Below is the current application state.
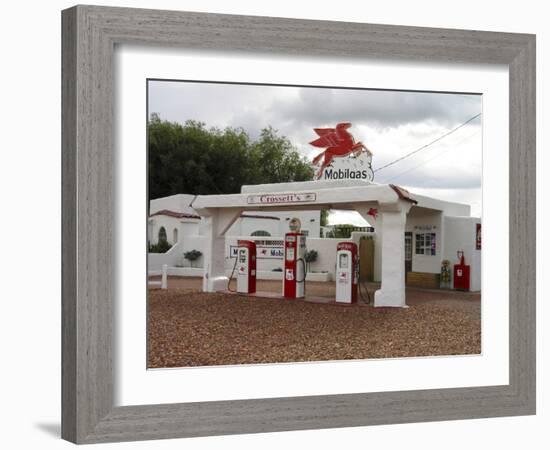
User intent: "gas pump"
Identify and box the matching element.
[335,242,359,304]
[453,250,470,291]
[283,218,306,299]
[236,240,256,294]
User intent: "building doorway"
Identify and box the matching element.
[359,237,375,282]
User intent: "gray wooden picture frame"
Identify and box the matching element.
[61,5,536,444]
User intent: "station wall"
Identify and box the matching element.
[443,216,482,291]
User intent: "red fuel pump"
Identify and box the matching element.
[453,250,470,291]
[283,232,306,299]
[235,240,256,294]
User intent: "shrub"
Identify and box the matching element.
[149,240,172,253]
[440,259,452,285]
[304,249,318,272]
[184,249,203,267]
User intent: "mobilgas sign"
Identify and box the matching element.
[230,244,284,259]
[309,122,374,182]
[323,167,372,180]
[316,149,374,181]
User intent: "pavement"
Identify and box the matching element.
[150,276,480,311]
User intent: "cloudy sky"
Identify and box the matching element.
[148,80,482,225]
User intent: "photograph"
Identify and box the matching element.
[1,0,541,447]
[146,80,483,369]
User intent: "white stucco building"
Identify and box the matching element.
[148,180,481,305]
[148,193,321,246]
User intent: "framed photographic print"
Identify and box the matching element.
[62,5,535,444]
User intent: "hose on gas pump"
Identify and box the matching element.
[227,256,238,292]
[295,258,307,283]
[295,258,307,295]
[358,278,372,304]
[357,258,372,305]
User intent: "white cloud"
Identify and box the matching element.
[148,80,482,219]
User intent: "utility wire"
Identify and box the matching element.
[374,113,481,173]
[384,129,481,183]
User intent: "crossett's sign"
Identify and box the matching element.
[246,192,316,205]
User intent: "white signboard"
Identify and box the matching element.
[246,192,316,205]
[316,150,374,182]
[230,239,284,260]
[230,245,284,259]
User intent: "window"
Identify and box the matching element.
[251,230,271,237]
[404,232,412,261]
[173,228,178,243]
[158,226,167,243]
[301,230,309,236]
[415,232,436,255]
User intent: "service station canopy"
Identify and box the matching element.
[192,180,415,214]
[191,180,417,307]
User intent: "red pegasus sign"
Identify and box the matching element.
[310,122,372,179]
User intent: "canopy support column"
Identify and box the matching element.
[197,207,242,292]
[373,200,412,307]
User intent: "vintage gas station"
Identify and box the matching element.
[192,178,477,307]
[146,123,483,369]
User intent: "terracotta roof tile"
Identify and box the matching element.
[389,184,418,204]
[240,214,280,221]
[150,209,201,219]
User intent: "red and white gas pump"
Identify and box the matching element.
[335,242,359,304]
[236,240,256,294]
[283,219,306,299]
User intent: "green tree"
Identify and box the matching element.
[326,224,357,239]
[246,127,314,185]
[148,115,314,199]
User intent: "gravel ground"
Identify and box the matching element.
[147,279,481,368]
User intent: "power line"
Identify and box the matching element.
[384,129,481,183]
[374,113,481,173]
